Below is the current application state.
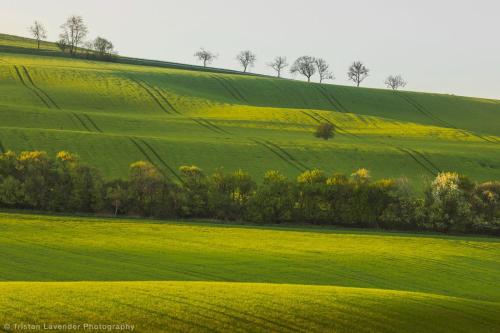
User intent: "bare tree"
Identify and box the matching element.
[268,56,288,78]
[385,74,407,90]
[29,21,47,49]
[194,48,217,67]
[290,56,316,82]
[56,39,69,53]
[347,61,369,87]
[59,15,88,55]
[92,37,115,56]
[315,58,334,83]
[236,50,257,72]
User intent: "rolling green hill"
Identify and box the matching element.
[0,33,499,186]
[1,212,499,332]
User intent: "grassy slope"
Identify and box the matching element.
[0,33,499,187]
[0,212,499,332]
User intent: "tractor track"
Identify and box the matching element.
[129,77,171,114]
[264,140,310,171]
[316,85,349,113]
[409,149,441,174]
[21,66,60,109]
[140,80,180,114]
[13,65,51,109]
[83,114,102,133]
[252,139,305,173]
[139,139,184,183]
[212,75,248,103]
[128,137,166,177]
[397,92,499,145]
[397,147,436,176]
[72,113,92,132]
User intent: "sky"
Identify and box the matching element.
[2,0,500,99]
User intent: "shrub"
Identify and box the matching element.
[422,172,474,232]
[314,123,335,140]
[248,170,295,224]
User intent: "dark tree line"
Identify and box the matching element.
[1,150,498,236]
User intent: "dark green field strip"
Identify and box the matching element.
[220,77,249,103]
[129,77,171,114]
[321,85,352,113]
[316,85,349,113]
[397,92,457,130]
[21,66,60,109]
[0,139,5,153]
[212,75,248,103]
[212,75,242,101]
[139,139,184,183]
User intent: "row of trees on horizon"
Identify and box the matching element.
[29,16,115,60]
[28,16,407,89]
[196,49,407,89]
[0,150,498,236]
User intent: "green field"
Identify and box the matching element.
[0,33,499,188]
[0,212,499,332]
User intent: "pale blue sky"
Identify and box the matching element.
[3,0,500,99]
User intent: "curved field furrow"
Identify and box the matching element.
[264,140,310,171]
[252,139,305,173]
[128,77,171,114]
[128,137,167,178]
[397,147,436,176]
[22,66,60,109]
[82,113,102,133]
[12,65,52,108]
[0,282,499,333]
[139,139,184,183]
[72,112,92,132]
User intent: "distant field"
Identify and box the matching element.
[0,33,499,187]
[0,212,499,332]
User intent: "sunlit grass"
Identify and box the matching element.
[0,212,499,332]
